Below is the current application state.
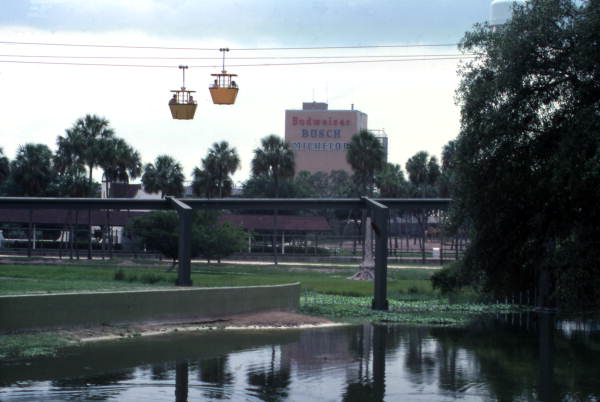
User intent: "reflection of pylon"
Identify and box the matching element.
[348,216,375,280]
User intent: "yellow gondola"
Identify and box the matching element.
[209,48,239,105]
[169,65,197,120]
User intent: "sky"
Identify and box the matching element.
[0,0,496,186]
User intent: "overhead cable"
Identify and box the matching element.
[0,53,472,60]
[0,40,459,51]
[0,55,474,69]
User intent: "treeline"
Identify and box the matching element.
[0,118,453,200]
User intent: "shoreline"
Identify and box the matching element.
[63,311,341,344]
[0,311,341,360]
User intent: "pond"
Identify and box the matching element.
[1,313,600,401]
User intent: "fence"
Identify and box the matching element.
[0,219,467,265]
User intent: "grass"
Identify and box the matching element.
[0,333,69,359]
[0,260,527,360]
[0,261,436,297]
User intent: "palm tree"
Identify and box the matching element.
[99,137,142,197]
[0,148,9,185]
[346,130,384,280]
[142,155,185,198]
[405,151,441,197]
[251,135,295,265]
[251,135,295,197]
[346,130,385,196]
[191,167,215,198]
[57,114,115,185]
[11,143,54,196]
[194,141,240,198]
[375,163,408,197]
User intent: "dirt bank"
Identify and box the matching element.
[56,311,338,343]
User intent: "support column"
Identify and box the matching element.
[27,209,32,258]
[168,197,193,286]
[88,208,92,260]
[364,197,389,311]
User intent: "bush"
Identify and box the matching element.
[139,273,164,284]
[431,262,468,294]
[113,269,125,281]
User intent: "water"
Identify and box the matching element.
[1,314,600,401]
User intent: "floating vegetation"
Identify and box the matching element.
[0,334,69,360]
[300,291,530,326]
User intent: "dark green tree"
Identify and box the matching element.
[346,130,385,196]
[0,148,9,185]
[251,135,295,197]
[202,141,240,198]
[127,211,198,268]
[57,114,115,185]
[438,0,600,308]
[191,167,215,198]
[127,211,245,266]
[328,170,354,197]
[437,140,458,198]
[142,155,185,198]
[10,143,54,196]
[405,151,441,197]
[51,169,101,197]
[251,134,295,265]
[375,163,409,197]
[99,137,142,196]
[198,222,246,263]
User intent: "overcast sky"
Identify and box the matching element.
[0,0,496,185]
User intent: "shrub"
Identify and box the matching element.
[113,269,125,281]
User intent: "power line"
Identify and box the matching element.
[200,56,475,68]
[0,55,474,69]
[0,53,472,61]
[0,40,459,51]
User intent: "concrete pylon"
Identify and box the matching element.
[349,216,375,280]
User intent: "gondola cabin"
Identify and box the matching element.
[169,88,197,120]
[209,73,238,105]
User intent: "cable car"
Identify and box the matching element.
[169,65,197,120]
[209,48,238,105]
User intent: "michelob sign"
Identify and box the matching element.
[284,109,368,174]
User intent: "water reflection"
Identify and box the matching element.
[196,356,234,399]
[247,346,291,401]
[1,315,600,401]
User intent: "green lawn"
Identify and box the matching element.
[0,261,436,298]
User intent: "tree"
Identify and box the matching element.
[191,167,215,198]
[198,222,246,263]
[10,144,54,196]
[99,137,142,196]
[58,114,115,185]
[201,141,240,198]
[375,163,409,197]
[127,211,198,268]
[251,134,295,265]
[51,170,101,197]
[127,211,245,266]
[438,0,600,309]
[142,155,185,198]
[437,140,458,198]
[346,130,385,280]
[0,148,9,185]
[346,130,385,197]
[242,175,307,199]
[405,151,441,197]
[251,135,295,197]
